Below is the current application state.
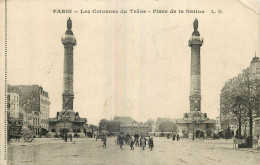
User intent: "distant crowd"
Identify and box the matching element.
[97,131,154,151]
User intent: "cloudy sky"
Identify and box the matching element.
[7,0,259,124]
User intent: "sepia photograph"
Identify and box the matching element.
[0,0,260,164]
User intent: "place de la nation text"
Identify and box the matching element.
[52,9,208,14]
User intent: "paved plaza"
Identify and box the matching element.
[8,137,260,165]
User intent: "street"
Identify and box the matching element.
[8,137,260,165]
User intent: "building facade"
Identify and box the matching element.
[8,85,50,136]
[176,19,215,138]
[40,89,50,130]
[215,116,221,131]
[120,122,149,136]
[7,92,20,119]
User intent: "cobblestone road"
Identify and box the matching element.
[8,137,260,165]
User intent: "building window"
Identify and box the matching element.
[256,68,260,73]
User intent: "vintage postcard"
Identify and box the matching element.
[0,0,260,164]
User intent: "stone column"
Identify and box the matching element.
[188,18,203,112]
[61,17,76,111]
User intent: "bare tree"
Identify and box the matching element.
[221,69,260,146]
[221,87,245,138]
[237,70,260,147]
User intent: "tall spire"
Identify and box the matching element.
[65,17,73,35]
[251,52,259,63]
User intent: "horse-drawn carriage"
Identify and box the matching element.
[8,119,34,142]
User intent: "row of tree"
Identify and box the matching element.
[221,69,260,147]
[98,119,121,132]
[98,118,178,133]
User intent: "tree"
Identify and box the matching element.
[159,121,177,133]
[98,119,121,132]
[221,88,247,138]
[222,69,260,147]
[147,119,155,132]
[106,121,121,132]
[236,70,260,147]
[147,119,155,126]
[99,119,110,130]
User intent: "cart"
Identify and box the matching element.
[8,119,34,142]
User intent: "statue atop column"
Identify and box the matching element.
[65,17,73,35]
[192,18,200,36]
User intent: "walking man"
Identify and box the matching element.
[69,134,72,142]
[172,134,176,141]
[101,132,107,149]
[177,134,180,141]
[140,136,147,150]
[118,133,124,149]
[134,132,139,147]
[148,137,154,151]
[130,136,134,150]
[64,134,68,142]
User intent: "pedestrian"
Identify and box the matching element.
[69,134,72,142]
[130,136,134,150]
[101,132,107,149]
[148,137,154,151]
[177,134,179,141]
[172,134,176,141]
[140,133,143,147]
[64,134,68,142]
[96,132,98,141]
[140,136,147,150]
[118,133,124,149]
[134,132,140,147]
[116,134,120,145]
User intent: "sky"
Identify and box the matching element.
[6,0,259,125]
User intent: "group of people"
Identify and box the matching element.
[117,132,154,151]
[172,134,180,141]
[63,134,73,142]
[98,131,155,151]
[166,133,180,141]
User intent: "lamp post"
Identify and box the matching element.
[192,121,195,140]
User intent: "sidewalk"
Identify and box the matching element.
[202,139,260,153]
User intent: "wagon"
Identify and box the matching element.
[8,120,34,142]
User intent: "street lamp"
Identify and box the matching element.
[192,120,195,140]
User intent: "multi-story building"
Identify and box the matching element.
[40,89,50,130]
[7,92,20,119]
[220,55,260,136]
[120,121,150,136]
[8,85,50,136]
[215,116,221,130]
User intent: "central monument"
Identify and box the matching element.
[61,17,76,117]
[176,18,214,139]
[49,18,87,136]
[189,18,203,113]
